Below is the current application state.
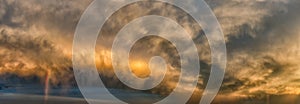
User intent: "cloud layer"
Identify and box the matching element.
[0,0,299,100]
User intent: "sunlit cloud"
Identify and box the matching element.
[0,0,299,101]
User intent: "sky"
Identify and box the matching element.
[0,0,299,101]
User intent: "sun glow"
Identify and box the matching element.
[129,60,150,78]
[96,50,151,78]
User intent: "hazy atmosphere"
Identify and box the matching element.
[0,0,299,104]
